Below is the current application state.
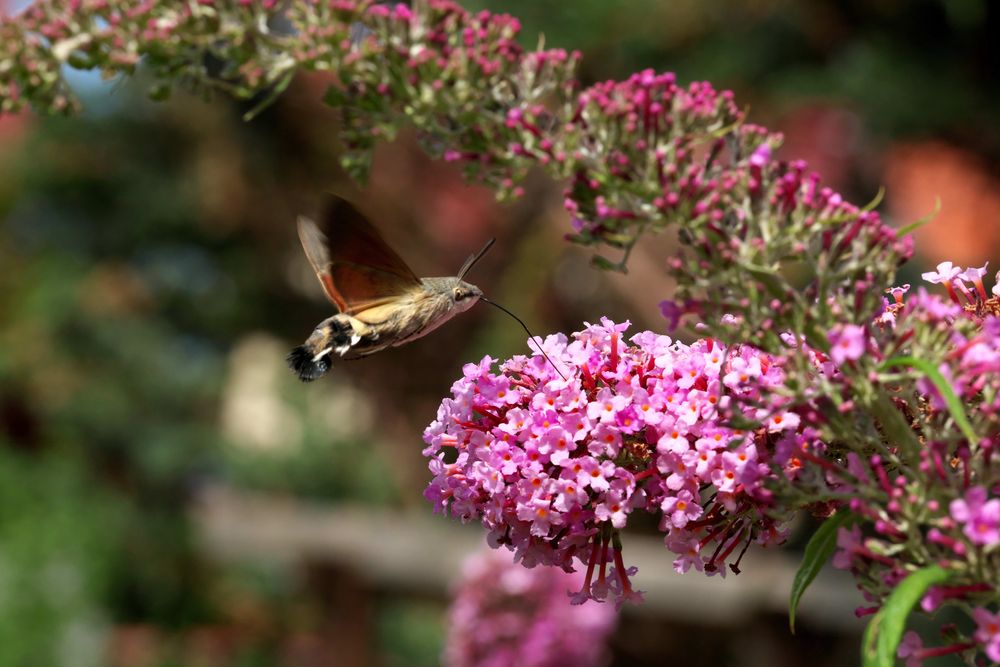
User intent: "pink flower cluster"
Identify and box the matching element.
[444,549,616,667]
[900,267,1000,420]
[424,319,797,606]
[562,69,746,239]
[828,263,1000,664]
[921,260,1000,320]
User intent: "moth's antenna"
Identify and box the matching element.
[480,297,567,381]
[458,238,496,280]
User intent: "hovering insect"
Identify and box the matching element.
[287,195,496,381]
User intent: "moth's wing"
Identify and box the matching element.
[297,196,421,314]
[320,196,420,283]
[327,262,419,314]
[297,215,347,311]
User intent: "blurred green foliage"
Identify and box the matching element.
[0,101,401,663]
[0,446,122,667]
[378,600,446,667]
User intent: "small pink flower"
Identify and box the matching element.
[959,262,990,301]
[921,261,962,285]
[766,410,801,433]
[666,532,703,573]
[950,486,1000,546]
[748,143,771,168]
[920,586,944,612]
[885,283,911,304]
[922,261,963,302]
[827,323,866,365]
[897,631,924,667]
[832,525,862,569]
[658,300,685,331]
[973,607,1000,663]
[660,488,702,528]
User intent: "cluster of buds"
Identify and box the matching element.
[444,549,616,667]
[424,319,803,606]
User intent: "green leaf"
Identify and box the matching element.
[862,185,886,213]
[242,70,296,122]
[148,83,172,102]
[744,264,786,299]
[590,254,626,273]
[879,356,978,444]
[602,233,634,248]
[706,115,743,141]
[861,565,951,667]
[789,511,855,633]
[323,84,349,107]
[897,197,941,236]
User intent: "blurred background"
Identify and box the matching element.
[1,0,999,665]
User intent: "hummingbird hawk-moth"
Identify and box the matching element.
[287,195,493,381]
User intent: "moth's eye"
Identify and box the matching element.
[453,288,464,300]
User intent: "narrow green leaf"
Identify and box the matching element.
[148,83,172,102]
[590,254,625,273]
[861,565,951,667]
[243,70,296,122]
[322,84,349,107]
[897,197,941,236]
[744,264,786,299]
[706,116,743,141]
[602,233,634,248]
[862,185,886,213]
[789,511,855,633]
[879,356,978,444]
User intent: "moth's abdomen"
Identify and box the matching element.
[287,345,332,382]
[287,316,355,382]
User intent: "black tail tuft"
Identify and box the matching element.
[287,345,332,382]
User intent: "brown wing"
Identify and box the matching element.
[297,196,421,314]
